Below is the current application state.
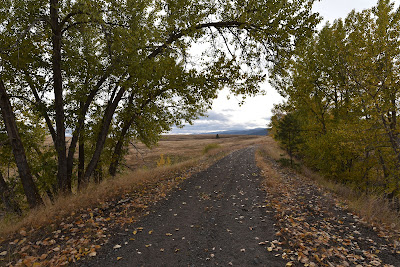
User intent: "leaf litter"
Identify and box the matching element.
[260,156,400,267]
[0,162,209,267]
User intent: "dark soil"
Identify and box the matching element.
[77,146,287,266]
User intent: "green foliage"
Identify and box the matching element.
[203,143,220,154]
[271,0,400,196]
[277,157,300,170]
[274,112,303,165]
[0,0,319,208]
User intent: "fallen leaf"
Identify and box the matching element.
[166,233,172,236]
[113,245,122,249]
[0,251,7,256]
[117,257,122,261]
[88,252,97,257]
[370,260,381,266]
[148,230,153,234]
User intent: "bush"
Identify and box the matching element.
[203,143,220,154]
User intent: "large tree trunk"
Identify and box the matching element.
[50,0,69,193]
[108,117,134,177]
[0,79,43,208]
[83,86,126,181]
[108,93,160,177]
[77,126,85,190]
[66,74,110,185]
[0,170,21,214]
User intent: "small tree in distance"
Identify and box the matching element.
[275,113,303,166]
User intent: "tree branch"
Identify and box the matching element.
[148,21,247,59]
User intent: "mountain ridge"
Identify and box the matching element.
[200,127,268,136]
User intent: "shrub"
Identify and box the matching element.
[203,143,220,154]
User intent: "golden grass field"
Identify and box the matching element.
[2,134,399,244]
[0,134,267,237]
[123,134,267,170]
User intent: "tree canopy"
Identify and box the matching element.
[271,0,400,196]
[0,0,318,209]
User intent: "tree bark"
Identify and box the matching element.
[0,170,21,214]
[108,94,157,176]
[83,86,126,181]
[108,117,134,177]
[66,72,110,184]
[50,0,69,193]
[77,126,85,190]
[0,79,43,208]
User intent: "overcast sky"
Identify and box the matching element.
[170,0,381,134]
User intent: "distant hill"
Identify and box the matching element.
[202,128,268,136]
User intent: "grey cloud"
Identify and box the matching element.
[170,118,261,135]
[221,108,236,113]
[198,111,229,122]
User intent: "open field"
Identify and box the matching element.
[123,134,266,171]
[0,135,266,239]
[3,135,400,266]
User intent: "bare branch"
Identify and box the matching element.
[216,28,235,58]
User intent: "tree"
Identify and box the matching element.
[0,79,43,208]
[271,0,400,195]
[275,112,303,166]
[0,0,319,207]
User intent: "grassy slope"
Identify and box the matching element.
[0,135,264,238]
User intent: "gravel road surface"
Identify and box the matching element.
[79,147,286,266]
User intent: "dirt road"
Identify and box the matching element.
[78,147,286,266]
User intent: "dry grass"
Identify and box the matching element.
[255,150,281,192]
[0,134,264,239]
[0,160,195,239]
[257,136,400,231]
[255,135,285,161]
[300,166,400,230]
[125,134,265,169]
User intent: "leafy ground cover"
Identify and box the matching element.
[76,146,286,266]
[0,135,263,266]
[257,141,400,266]
[0,162,210,266]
